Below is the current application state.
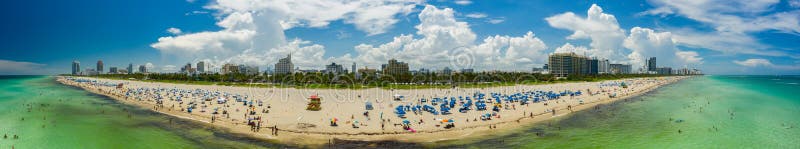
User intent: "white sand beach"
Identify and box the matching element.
[57,76,687,146]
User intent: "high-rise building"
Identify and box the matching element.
[325,62,344,74]
[460,68,474,73]
[196,61,206,73]
[238,64,246,74]
[417,68,430,75]
[84,68,96,75]
[647,57,657,71]
[548,52,589,77]
[442,67,452,75]
[109,67,118,74]
[382,59,409,75]
[610,64,632,74]
[275,54,294,74]
[221,63,239,74]
[358,67,378,75]
[138,65,147,73]
[656,67,672,75]
[233,64,259,75]
[182,63,195,74]
[352,62,359,79]
[127,63,134,75]
[598,59,610,74]
[586,58,599,75]
[96,60,104,74]
[71,60,80,75]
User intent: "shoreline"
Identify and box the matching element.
[56,76,688,147]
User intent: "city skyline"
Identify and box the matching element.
[1,0,799,75]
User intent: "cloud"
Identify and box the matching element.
[545,4,628,61]
[161,65,178,72]
[152,0,424,68]
[487,18,505,24]
[470,31,549,70]
[166,27,182,35]
[336,30,351,39]
[0,59,48,75]
[733,59,800,72]
[354,5,477,68]
[545,4,703,69]
[145,62,155,70]
[151,11,273,64]
[734,59,772,67]
[352,5,547,71]
[624,27,702,68]
[791,0,800,8]
[185,10,209,15]
[733,58,800,70]
[554,43,591,55]
[669,29,786,57]
[209,0,421,35]
[645,0,799,34]
[465,13,487,18]
[675,51,703,64]
[643,0,800,59]
[454,0,472,5]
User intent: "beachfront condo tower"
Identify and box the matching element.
[647,57,657,71]
[326,62,344,74]
[353,62,359,79]
[96,60,103,74]
[610,64,632,74]
[72,60,80,75]
[127,63,133,75]
[275,54,294,74]
[138,65,147,73]
[196,61,205,73]
[548,52,589,77]
[382,59,409,75]
[598,59,610,74]
[109,67,118,74]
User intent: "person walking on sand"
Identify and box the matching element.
[274,126,279,136]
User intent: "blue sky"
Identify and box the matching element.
[0,0,798,75]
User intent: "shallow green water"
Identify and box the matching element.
[435,75,800,148]
[1,76,798,148]
[0,76,286,149]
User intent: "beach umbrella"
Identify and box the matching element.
[402,119,410,125]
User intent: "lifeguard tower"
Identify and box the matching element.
[307,95,322,111]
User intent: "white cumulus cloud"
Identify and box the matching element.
[545,4,704,70]
[545,4,628,61]
[151,0,424,69]
[352,5,547,71]
[465,13,487,18]
[624,27,702,69]
[166,27,182,35]
[454,0,472,5]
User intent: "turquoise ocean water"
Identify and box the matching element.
[1,75,798,148]
[0,76,287,149]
